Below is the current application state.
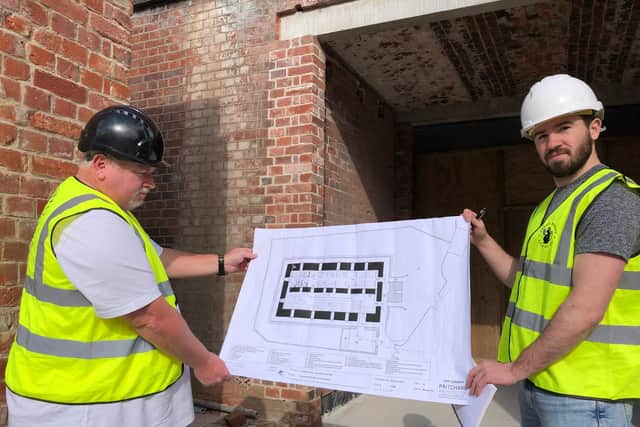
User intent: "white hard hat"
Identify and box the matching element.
[520,74,604,139]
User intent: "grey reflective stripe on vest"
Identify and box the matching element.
[16,324,154,358]
[517,257,640,290]
[507,302,640,345]
[25,194,174,306]
[25,276,174,306]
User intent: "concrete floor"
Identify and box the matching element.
[190,384,520,427]
[322,384,520,427]
[192,384,640,427]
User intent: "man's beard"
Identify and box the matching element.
[127,189,149,210]
[543,133,593,178]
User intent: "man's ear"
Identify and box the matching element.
[589,118,602,140]
[93,154,109,180]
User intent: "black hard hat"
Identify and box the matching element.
[78,105,166,166]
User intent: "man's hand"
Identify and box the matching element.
[193,353,231,386]
[223,247,256,274]
[465,360,525,396]
[461,208,489,247]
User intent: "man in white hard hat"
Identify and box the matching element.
[462,74,640,426]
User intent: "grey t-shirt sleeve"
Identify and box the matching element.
[54,209,162,319]
[575,181,640,260]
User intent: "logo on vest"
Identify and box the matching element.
[538,224,556,247]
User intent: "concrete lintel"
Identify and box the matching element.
[280,0,541,40]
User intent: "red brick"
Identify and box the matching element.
[112,63,127,83]
[61,39,87,65]
[78,106,94,123]
[29,111,82,139]
[5,15,31,36]
[90,14,128,45]
[0,123,17,145]
[288,104,313,115]
[56,57,79,80]
[20,129,47,152]
[3,56,29,80]
[113,44,130,66]
[41,0,88,25]
[0,0,19,11]
[51,12,76,39]
[0,285,21,306]
[33,70,86,104]
[83,0,104,13]
[0,147,24,171]
[31,155,76,179]
[0,106,15,121]
[32,29,61,52]
[0,218,16,238]
[53,98,76,120]
[88,52,111,74]
[81,69,103,91]
[3,241,27,262]
[78,28,100,51]
[0,170,18,194]
[17,219,37,241]
[0,263,19,287]
[47,136,75,159]
[24,85,50,111]
[5,195,34,218]
[24,1,48,26]
[19,175,50,198]
[108,80,129,99]
[0,77,21,101]
[0,30,21,56]
[88,93,112,111]
[28,43,55,69]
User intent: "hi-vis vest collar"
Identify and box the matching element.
[6,177,182,403]
[498,167,640,400]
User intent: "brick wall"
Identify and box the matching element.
[324,56,396,225]
[0,0,131,422]
[129,2,330,426]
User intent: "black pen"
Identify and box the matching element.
[476,208,487,220]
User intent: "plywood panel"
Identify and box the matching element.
[415,149,507,358]
[503,145,554,206]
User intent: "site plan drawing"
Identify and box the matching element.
[221,216,477,405]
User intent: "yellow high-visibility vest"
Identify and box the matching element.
[498,167,640,400]
[6,177,182,403]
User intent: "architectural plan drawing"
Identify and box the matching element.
[221,216,477,405]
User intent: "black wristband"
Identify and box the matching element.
[217,254,226,276]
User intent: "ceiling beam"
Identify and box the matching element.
[279,0,542,40]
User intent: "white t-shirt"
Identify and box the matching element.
[7,209,194,427]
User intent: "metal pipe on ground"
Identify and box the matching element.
[193,399,258,418]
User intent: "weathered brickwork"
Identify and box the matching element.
[130,2,332,425]
[324,56,395,225]
[264,36,326,228]
[0,1,131,423]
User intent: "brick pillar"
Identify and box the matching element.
[264,36,325,229]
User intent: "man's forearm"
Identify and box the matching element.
[125,297,211,370]
[511,298,596,379]
[160,248,219,278]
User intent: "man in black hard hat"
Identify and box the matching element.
[6,106,256,427]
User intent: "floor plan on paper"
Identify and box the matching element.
[221,216,475,405]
